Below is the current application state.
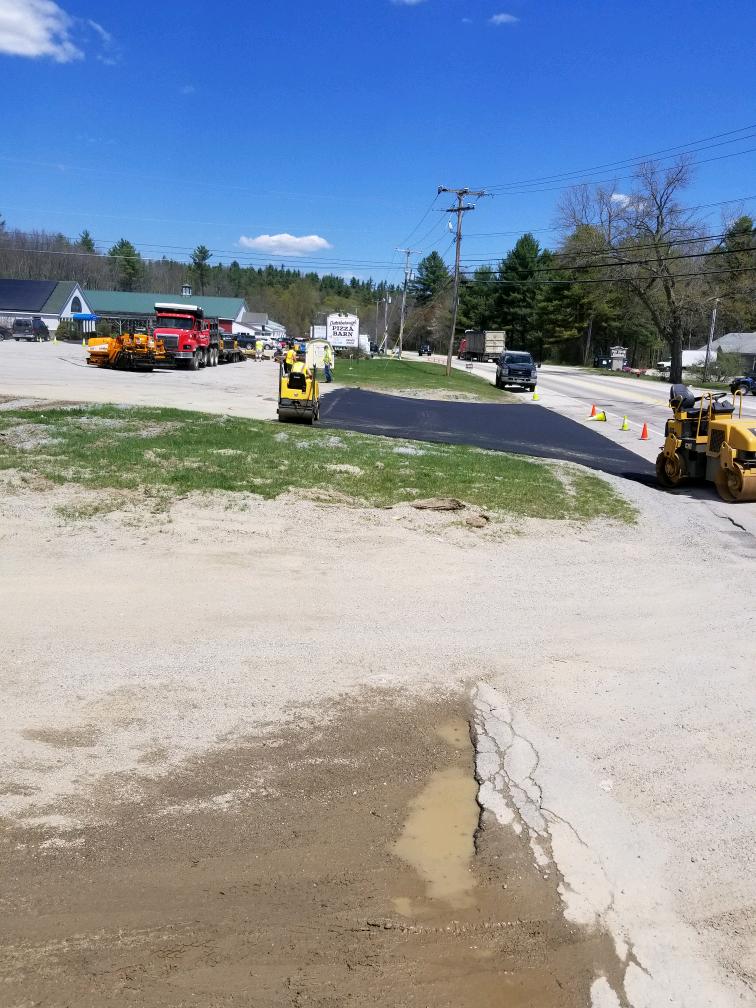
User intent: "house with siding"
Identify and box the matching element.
[0,279,94,332]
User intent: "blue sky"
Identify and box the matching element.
[1,0,755,286]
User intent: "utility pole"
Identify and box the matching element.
[702,296,719,384]
[438,186,485,376]
[383,294,391,353]
[395,248,415,358]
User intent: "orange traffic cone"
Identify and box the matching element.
[589,403,597,417]
[640,423,649,440]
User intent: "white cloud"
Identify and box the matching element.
[180,84,196,95]
[0,0,82,61]
[238,233,333,256]
[611,193,631,206]
[87,18,119,64]
[489,12,519,25]
[87,18,111,45]
[391,0,426,5]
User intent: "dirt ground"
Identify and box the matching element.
[1,457,754,1006]
[1,696,628,1007]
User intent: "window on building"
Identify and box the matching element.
[70,296,82,313]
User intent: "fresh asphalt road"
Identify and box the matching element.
[319,388,653,480]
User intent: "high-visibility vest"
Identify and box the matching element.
[285,349,296,365]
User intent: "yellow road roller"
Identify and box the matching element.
[277,361,320,424]
[656,384,756,502]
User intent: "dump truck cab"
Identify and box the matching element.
[154,303,212,370]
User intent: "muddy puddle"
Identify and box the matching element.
[393,718,479,910]
[0,695,626,1007]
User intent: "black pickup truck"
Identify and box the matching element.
[730,373,756,396]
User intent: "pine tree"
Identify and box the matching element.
[79,229,95,253]
[107,239,144,292]
[190,244,212,295]
[409,251,450,304]
[459,265,497,330]
[494,234,544,351]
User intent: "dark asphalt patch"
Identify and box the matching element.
[319,389,654,479]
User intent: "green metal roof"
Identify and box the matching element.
[42,281,82,315]
[84,289,247,320]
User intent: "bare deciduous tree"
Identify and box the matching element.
[558,157,709,383]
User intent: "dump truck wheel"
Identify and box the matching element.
[188,352,200,371]
[656,450,687,489]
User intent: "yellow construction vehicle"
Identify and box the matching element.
[656,384,756,502]
[86,328,166,372]
[277,361,319,424]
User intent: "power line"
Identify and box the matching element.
[465,193,756,239]
[477,123,756,191]
[460,263,756,285]
[477,145,756,198]
[398,193,441,247]
[0,245,409,272]
[460,231,756,264]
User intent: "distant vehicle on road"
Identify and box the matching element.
[0,324,11,341]
[495,351,538,392]
[458,330,506,363]
[12,317,50,342]
[418,342,432,356]
[730,373,756,395]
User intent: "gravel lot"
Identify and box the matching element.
[1,341,754,1005]
[0,464,754,1005]
[0,340,313,420]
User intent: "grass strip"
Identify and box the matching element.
[0,404,636,524]
[333,357,517,402]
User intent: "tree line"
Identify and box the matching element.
[1,159,753,372]
[0,219,397,339]
[404,159,755,382]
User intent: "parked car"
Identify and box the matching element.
[12,317,50,342]
[418,342,432,356]
[730,373,756,396]
[495,350,538,391]
[0,324,11,341]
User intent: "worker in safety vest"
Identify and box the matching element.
[323,342,334,383]
[284,345,297,374]
[255,338,264,361]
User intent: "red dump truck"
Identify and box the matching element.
[153,303,244,369]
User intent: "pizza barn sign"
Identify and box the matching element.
[326,313,359,348]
